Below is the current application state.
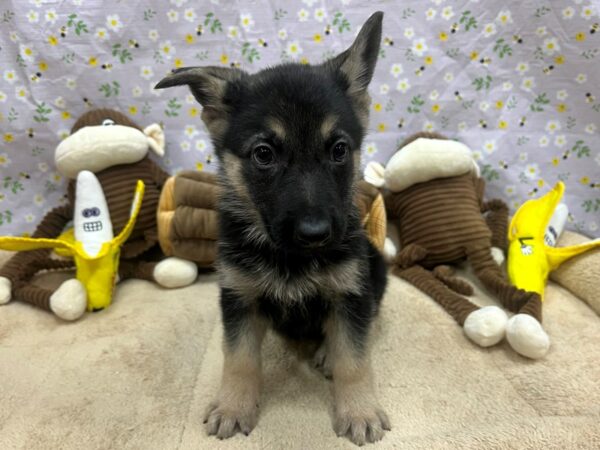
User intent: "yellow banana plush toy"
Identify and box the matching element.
[0,171,145,312]
[506,181,600,358]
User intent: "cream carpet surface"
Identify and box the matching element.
[0,251,599,450]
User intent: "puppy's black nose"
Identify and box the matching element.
[295,218,331,247]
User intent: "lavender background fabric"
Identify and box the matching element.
[0,0,599,237]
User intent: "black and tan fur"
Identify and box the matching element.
[156,12,389,445]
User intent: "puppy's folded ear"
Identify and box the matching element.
[324,11,383,95]
[155,66,246,139]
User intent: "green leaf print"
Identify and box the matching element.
[241,43,260,63]
[112,44,133,63]
[404,49,415,61]
[472,75,492,91]
[1,10,14,23]
[459,11,477,31]
[493,38,512,58]
[7,107,18,123]
[274,9,287,21]
[407,95,424,113]
[153,50,164,64]
[195,50,209,61]
[530,93,550,112]
[581,49,599,60]
[481,164,499,182]
[204,12,222,33]
[143,9,156,21]
[98,81,120,98]
[581,199,600,213]
[332,12,350,33]
[33,102,52,123]
[506,96,518,110]
[61,52,76,64]
[16,54,26,68]
[141,101,152,116]
[3,177,24,194]
[66,13,89,36]
[0,210,13,226]
[445,48,460,58]
[534,6,551,18]
[461,100,475,110]
[572,140,590,158]
[517,136,530,146]
[31,146,45,157]
[566,116,576,129]
[165,98,182,117]
[401,8,415,19]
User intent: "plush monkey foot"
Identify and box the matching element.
[153,257,198,288]
[506,314,550,359]
[50,279,87,321]
[0,277,11,304]
[463,306,508,347]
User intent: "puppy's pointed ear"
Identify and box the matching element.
[325,11,383,95]
[155,66,246,138]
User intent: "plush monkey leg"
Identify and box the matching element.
[394,243,428,269]
[483,199,509,253]
[466,246,534,313]
[432,265,474,295]
[119,257,198,289]
[506,293,549,359]
[395,265,507,347]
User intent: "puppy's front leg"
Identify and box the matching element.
[204,288,266,439]
[327,306,391,446]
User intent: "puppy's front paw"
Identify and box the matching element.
[204,398,259,439]
[334,404,391,446]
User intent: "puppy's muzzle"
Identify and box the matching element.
[294,216,332,248]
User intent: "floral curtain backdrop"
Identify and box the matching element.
[0,0,598,237]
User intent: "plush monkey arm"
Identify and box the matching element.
[149,159,170,188]
[482,199,510,252]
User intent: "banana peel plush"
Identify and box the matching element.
[0,171,145,314]
[506,181,600,358]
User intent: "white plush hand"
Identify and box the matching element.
[0,276,12,304]
[50,279,87,321]
[464,306,508,347]
[383,237,398,262]
[490,247,505,266]
[153,257,198,288]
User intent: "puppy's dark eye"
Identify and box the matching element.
[331,142,349,163]
[252,145,275,167]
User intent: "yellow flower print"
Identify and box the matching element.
[498,120,508,129]
[470,51,479,61]
[537,179,545,188]
[377,123,386,132]
[188,107,199,117]
[196,162,204,171]
[174,58,184,68]
[495,100,504,109]
[552,157,559,166]
[556,103,567,113]
[575,32,586,42]
[185,34,195,44]
[554,55,565,65]
[373,103,382,112]
[88,56,98,67]
[61,111,71,120]
[48,35,58,46]
[313,33,322,43]
[424,56,433,65]
[3,133,14,143]
[38,61,48,72]
[431,104,440,114]
[439,31,448,42]
[580,176,590,185]
[128,106,138,115]
[220,53,229,65]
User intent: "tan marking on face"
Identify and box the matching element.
[266,116,287,141]
[321,114,339,140]
[221,153,251,201]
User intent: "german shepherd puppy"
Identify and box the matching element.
[156,12,389,446]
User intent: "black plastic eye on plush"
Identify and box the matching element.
[252,145,275,167]
[82,208,93,218]
[91,207,101,216]
[331,141,349,163]
[102,119,115,126]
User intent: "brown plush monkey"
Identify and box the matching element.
[0,109,198,320]
[365,132,540,357]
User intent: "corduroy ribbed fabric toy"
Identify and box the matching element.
[365,132,543,359]
[0,109,198,320]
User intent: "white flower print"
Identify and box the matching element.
[140,66,154,80]
[479,101,490,112]
[483,23,497,37]
[26,10,39,23]
[525,163,539,179]
[412,38,428,56]
[519,152,528,162]
[45,9,58,24]
[278,29,288,40]
[3,70,17,84]
[539,135,550,147]
[240,13,254,30]
[425,8,437,20]
[483,140,496,153]
[314,8,326,22]
[390,63,403,78]
[562,6,575,19]
[166,10,179,23]
[302,0,318,6]
[505,185,516,196]
[444,72,454,83]
[575,73,587,83]
[65,78,76,90]
[542,37,560,55]
[535,26,547,37]
[554,135,567,147]
[180,141,191,152]
[581,5,596,20]
[457,121,467,132]
[472,150,483,161]
[0,91,6,103]
[429,90,439,101]
[545,120,562,134]
[54,96,65,108]
[497,10,513,25]
[19,43,36,61]
[556,89,569,100]
[297,9,309,22]
[365,142,378,156]
[106,14,123,32]
[286,41,303,57]
[184,125,199,139]
[15,85,29,102]
[0,153,11,167]
[132,86,143,97]
[502,81,514,91]
[228,26,240,40]
[195,140,207,152]
[396,78,411,93]
[585,123,597,134]
[520,77,536,92]
[159,41,175,59]
[148,29,159,42]
[422,121,435,132]
[379,84,390,95]
[404,28,415,39]
[95,28,109,41]
[441,6,454,20]
[515,62,529,74]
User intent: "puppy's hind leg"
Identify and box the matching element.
[327,306,391,446]
[204,288,266,439]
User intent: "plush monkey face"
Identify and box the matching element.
[55,109,165,179]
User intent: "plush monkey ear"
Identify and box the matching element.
[324,11,383,95]
[155,66,246,137]
[143,123,165,157]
